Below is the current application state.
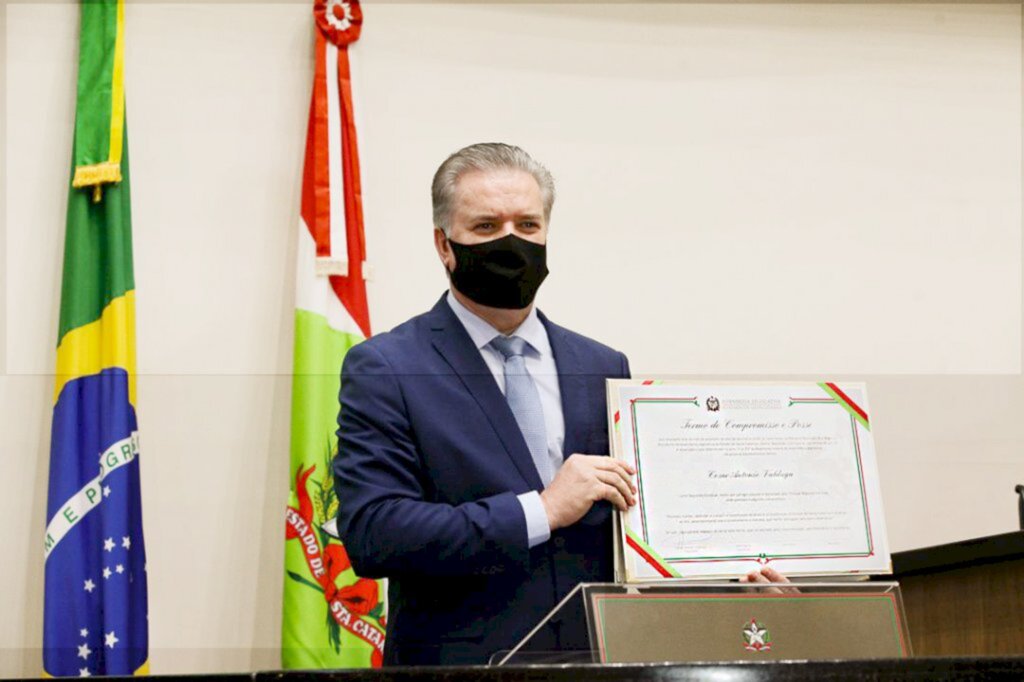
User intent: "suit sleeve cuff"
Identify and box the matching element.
[517,491,551,548]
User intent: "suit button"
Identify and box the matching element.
[553,537,566,549]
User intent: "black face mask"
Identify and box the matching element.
[447,234,549,309]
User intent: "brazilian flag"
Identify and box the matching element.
[43,0,148,676]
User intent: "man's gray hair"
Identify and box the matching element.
[431,143,556,235]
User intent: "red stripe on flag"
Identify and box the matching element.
[329,45,371,338]
[299,36,372,339]
[301,32,332,257]
[825,382,869,424]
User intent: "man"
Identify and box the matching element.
[334,143,785,665]
[333,143,635,665]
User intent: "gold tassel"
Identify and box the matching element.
[72,162,122,189]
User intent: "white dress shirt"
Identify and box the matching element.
[446,291,563,548]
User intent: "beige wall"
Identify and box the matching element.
[2,2,1021,677]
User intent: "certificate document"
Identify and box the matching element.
[608,380,891,581]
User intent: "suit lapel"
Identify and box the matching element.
[540,312,590,462]
[428,298,545,492]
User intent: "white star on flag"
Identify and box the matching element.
[115,564,124,574]
[121,536,131,550]
[77,643,91,660]
[103,485,111,498]
[103,538,115,552]
[78,667,91,677]
[104,631,119,649]
[102,567,112,580]
[80,628,89,637]
[83,580,95,594]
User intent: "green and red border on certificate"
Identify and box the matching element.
[615,382,877,579]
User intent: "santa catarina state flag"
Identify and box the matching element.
[43,0,149,676]
[281,0,386,669]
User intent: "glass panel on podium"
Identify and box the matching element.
[491,581,910,665]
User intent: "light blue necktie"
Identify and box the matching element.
[490,335,552,486]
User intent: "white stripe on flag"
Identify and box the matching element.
[325,40,348,264]
[297,218,364,337]
[43,432,140,560]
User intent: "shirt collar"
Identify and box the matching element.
[446,290,550,357]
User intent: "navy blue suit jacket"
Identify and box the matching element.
[334,295,630,665]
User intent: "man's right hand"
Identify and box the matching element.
[539,454,637,531]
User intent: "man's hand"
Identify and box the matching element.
[539,454,636,531]
[739,566,799,594]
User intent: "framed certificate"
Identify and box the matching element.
[608,380,891,581]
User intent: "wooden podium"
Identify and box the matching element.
[892,531,1024,656]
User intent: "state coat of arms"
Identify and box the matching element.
[285,444,386,664]
[742,618,772,652]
